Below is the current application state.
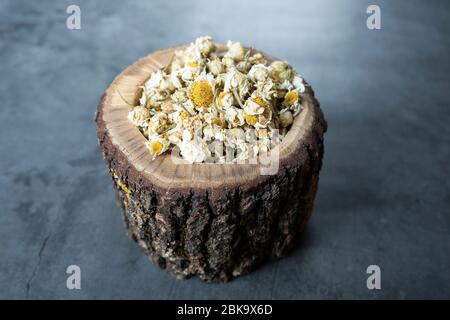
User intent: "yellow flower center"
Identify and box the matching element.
[244,113,258,126]
[252,96,267,107]
[189,81,214,107]
[187,61,198,68]
[284,90,298,106]
[151,141,164,156]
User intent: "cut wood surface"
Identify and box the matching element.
[96,45,327,282]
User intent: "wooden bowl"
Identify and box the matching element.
[96,45,327,282]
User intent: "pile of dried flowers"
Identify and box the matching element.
[127,36,307,163]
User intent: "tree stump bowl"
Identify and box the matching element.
[95,45,327,282]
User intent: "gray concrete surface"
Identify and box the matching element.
[1,0,449,299]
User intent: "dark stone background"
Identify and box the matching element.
[1,0,449,299]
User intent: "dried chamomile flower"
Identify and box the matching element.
[203,112,221,126]
[225,40,245,61]
[171,89,188,104]
[194,36,215,55]
[224,106,245,128]
[128,106,150,127]
[189,81,214,108]
[248,52,266,65]
[155,71,174,93]
[283,90,299,108]
[214,73,227,87]
[292,74,306,93]
[183,45,203,67]
[236,59,252,73]
[188,72,215,108]
[224,68,250,99]
[146,136,169,158]
[248,64,269,82]
[207,58,225,76]
[145,70,164,92]
[244,97,265,116]
[278,79,293,91]
[216,91,234,109]
[270,60,293,82]
[222,56,236,70]
[243,97,272,128]
[181,63,201,81]
[254,78,276,100]
[279,109,294,128]
[148,112,172,135]
[283,89,303,116]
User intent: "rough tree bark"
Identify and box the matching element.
[95,46,327,282]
